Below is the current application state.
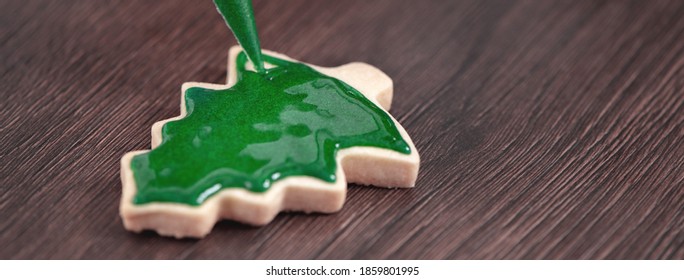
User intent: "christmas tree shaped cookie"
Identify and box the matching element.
[120,0,419,238]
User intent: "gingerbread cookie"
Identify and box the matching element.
[119,0,420,238]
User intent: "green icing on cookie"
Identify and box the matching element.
[129,0,409,206]
[130,53,411,205]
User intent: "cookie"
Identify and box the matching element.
[120,46,420,238]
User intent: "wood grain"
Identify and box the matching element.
[1,0,683,259]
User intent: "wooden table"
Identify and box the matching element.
[2,0,683,259]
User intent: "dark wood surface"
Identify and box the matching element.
[2,0,683,259]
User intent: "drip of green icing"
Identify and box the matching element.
[130,53,410,205]
[213,0,265,72]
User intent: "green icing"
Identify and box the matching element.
[213,0,265,73]
[129,0,410,206]
[130,53,411,205]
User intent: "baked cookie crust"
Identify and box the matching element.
[120,47,420,238]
